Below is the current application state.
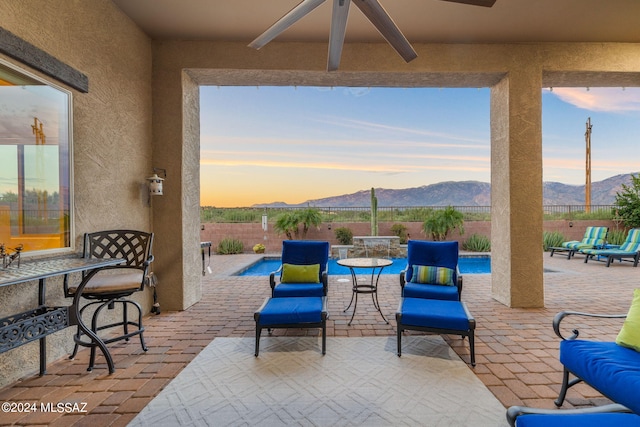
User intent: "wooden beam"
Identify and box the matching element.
[0,26,88,93]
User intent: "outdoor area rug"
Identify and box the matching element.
[130,336,507,426]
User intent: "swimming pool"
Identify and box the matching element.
[236,256,491,276]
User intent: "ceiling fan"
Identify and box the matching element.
[248,0,497,71]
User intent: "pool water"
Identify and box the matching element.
[236,257,491,276]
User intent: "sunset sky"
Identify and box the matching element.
[199,86,640,207]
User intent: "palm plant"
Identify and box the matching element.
[422,206,465,241]
[274,212,299,240]
[273,208,323,239]
[298,208,323,239]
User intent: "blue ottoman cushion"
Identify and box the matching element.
[400,298,470,331]
[396,297,475,365]
[560,340,640,414]
[257,297,323,326]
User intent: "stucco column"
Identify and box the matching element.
[490,72,544,308]
[151,61,202,311]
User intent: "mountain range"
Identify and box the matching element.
[254,173,637,208]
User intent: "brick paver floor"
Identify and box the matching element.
[0,252,636,426]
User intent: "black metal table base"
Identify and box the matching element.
[344,266,389,325]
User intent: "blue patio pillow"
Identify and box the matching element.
[281,263,320,283]
[410,265,455,286]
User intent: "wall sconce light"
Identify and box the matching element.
[147,168,166,196]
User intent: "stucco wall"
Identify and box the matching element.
[0,0,153,388]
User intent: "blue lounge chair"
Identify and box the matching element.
[400,240,462,301]
[549,226,608,259]
[506,404,640,427]
[582,228,640,267]
[270,240,329,297]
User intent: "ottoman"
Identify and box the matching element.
[396,297,476,366]
[254,296,328,356]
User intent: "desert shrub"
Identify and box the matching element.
[334,227,353,245]
[543,231,565,251]
[217,238,244,254]
[607,229,628,246]
[462,233,491,252]
[390,223,409,244]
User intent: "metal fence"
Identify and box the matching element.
[201,205,617,223]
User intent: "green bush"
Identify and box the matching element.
[543,231,565,251]
[217,238,244,254]
[615,174,640,228]
[462,234,491,252]
[607,229,628,246]
[390,223,408,244]
[422,206,465,241]
[334,227,353,245]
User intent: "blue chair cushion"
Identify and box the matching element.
[560,340,640,414]
[272,283,325,298]
[515,413,640,427]
[399,298,470,331]
[257,297,323,326]
[281,241,329,281]
[405,240,459,285]
[402,282,459,301]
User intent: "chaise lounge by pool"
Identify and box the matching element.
[236,256,492,276]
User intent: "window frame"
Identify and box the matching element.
[0,57,75,255]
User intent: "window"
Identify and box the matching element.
[0,60,72,253]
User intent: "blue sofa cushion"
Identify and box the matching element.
[272,283,325,298]
[405,240,459,284]
[399,298,470,331]
[410,265,455,286]
[402,282,459,300]
[281,240,329,281]
[560,340,640,414]
[515,412,640,427]
[257,297,323,326]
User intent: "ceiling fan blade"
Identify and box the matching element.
[439,0,496,7]
[352,0,417,63]
[248,0,327,49]
[327,0,351,71]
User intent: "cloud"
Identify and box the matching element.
[200,158,406,173]
[550,87,640,112]
[314,117,488,144]
[201,155,489,175]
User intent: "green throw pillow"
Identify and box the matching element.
[281,263,320,284]
[410,265,455,286]
[616,288,640,352]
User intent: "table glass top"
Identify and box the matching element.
[0,257,123,287]
[336,258,393,268]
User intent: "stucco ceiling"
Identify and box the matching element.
[112,0,640,43]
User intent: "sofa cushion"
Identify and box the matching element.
[560,340,640,414]
[281,263,320,283]
[409,265,455,286]
[616,288,640,352]
[402,282,459,300]
[273,283,324,298]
